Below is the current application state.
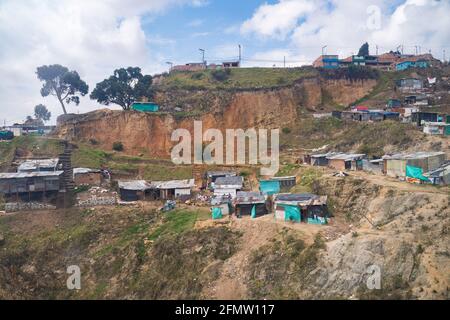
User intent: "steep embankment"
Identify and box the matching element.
[54,77,377,156]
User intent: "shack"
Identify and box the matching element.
[73,168,102,186]
[0,171,63,201]
[327,153,366,171]
[17,158,59,173]
[424,162,450,185]
[383,152,446,178]
[118,180,153,202]
[274,193,329,224]
[234,191,268,217]
[152,179,195,201]
[213,176,243,198]
[305,152,340,166]
[423,122,450,136]
[206,171,236,187]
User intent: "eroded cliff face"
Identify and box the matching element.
[55,78,377,156]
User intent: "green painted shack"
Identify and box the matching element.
[131,102,159,112]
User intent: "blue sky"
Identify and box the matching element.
[0,0,449,124]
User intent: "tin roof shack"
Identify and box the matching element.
[274,194,329,225]
[327,154,366,171]
[234,192,268,217]
[269,176,296,191]
[383,152,446,178]
[0,130,14,141]
[118,180,153,202]
[0,171,63,202]
[213,176,243,199]
[73,168,102,186]
[211,196,233,217]
[305,152,340,166]
[423,122,450,136]
[152,179,195,201]
[411,112,439,126]
[396,78,423,93]
[17,158,59,173]
[206,171,236,188]
[424,162,450,186]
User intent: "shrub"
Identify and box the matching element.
[282,127,291,134]
[191,72,204,80]
[112,141,124,152]
[211,69,231,82]
[89,138,99,145]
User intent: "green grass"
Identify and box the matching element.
[160,67,318,90]
[0,136,63,170]
[148,209,206,241]
[72,144,111,168]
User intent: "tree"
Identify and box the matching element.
[358,42,369,57]
[34,104,51,122]
[90,67,153,110]
[36,64,89,115]
[24,115,44,126]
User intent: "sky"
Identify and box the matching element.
[1,0,450,125]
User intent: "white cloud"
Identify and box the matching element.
[188,19,204,27]
[0,0,204,124]
[240,0,316,39]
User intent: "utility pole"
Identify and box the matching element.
[283,56,286,68]
[199,48,205,65]
[376,45,379,55]
[444,49,446,63]
[415,45,418,55]
[322,45,327,56]
[238,44,242,66]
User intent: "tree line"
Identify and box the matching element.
[34,64,154,118]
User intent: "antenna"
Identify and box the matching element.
[238,44,242,66]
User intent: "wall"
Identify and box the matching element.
[76,197,117,207]
[328,159,346,171]
[74,172,102,186]
[5,202,56,213]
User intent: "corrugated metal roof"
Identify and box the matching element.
[214,176,243,187]
[206,171,236,177]
[383,151,445,160]
[152,179,195,189]
[118,180,153,191]
[275,193,327,206]
[73,168,101,175]
[17,158,59,172]
[269,176,296,181]
[326,153,366,160]
[0,170,64,179]
[235,191,265,204]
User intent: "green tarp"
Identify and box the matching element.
[280,204,301,223]
[406,165,430,182]
[251,205,256,219]
[212,207,223,220]
[259,180,280,195]
[131,103,159,112]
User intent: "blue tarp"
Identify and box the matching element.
[280,204,301,223]
[212,207,223,220]
[406,165,430,182]
[251,205,256,219]
[259,180,280,195]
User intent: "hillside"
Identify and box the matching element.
[0,167,448,299]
